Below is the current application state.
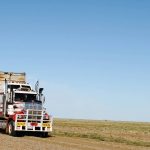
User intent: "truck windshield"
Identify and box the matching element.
[15,93,38,102]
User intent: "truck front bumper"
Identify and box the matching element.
[14,109,53,132]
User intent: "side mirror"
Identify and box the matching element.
[39,88,44,94]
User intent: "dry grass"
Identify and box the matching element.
[53,118,150,147]
[1,119,150,150]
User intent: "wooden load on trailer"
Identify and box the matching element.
[0,72,26,92]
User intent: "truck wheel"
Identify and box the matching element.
[41,132,48,138]
[16,131,24,137]
[8,121,16,136]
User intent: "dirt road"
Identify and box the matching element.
[0,133,149,150]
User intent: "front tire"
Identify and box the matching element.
[41,132,48,138]
[8,121,16,136]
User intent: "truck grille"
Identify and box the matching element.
[24,102,42,110]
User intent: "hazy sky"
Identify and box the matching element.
[0,0,150,121]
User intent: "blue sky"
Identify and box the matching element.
[0,0,150,121]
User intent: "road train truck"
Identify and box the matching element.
[0,71,52,137]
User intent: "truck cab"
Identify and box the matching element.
[0,72,52,137]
